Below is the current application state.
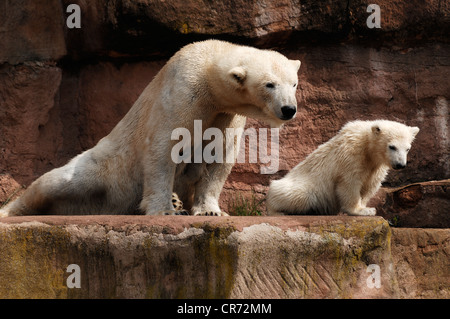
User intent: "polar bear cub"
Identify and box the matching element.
[266,120,419,216]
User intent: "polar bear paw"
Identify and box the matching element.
[171,193,184,211]
[165,193,190,215]
[354,207,376,216]
[161,209,190,216]
[194,211,230,217]
[0,209,8,218]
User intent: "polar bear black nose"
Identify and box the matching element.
[394,163,406,170]
[281,105,296,120]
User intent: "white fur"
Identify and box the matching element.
[0,40,300,217]
[266,120,419,216]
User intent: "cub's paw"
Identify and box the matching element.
[0,209,9,218]
[355,207,376,216]
[344,207,376,216]
[194,211,230,217]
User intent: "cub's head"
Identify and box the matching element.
[371,120,420,170]
[224,48,301,127]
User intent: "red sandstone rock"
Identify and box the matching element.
[0,62,63,184]
[1,0,449,62]
[0,174,23,205]
[59,0,449,57]
[391,227,450,298]
[370,180,450,228]
[77,61,164,148]
[0,0,66,64]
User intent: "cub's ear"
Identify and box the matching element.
[410,126,420,138]
[371,124,381,135]
[229,66,247,85]
[291,60,301,72]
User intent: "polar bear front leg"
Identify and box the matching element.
[336,179,376,216]
[190,114,245,216]
[191,161,232,216]
[139,144,179,215]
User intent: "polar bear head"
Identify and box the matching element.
[371,120,420,170]
[218,47,301,127]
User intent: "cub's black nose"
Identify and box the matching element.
[281,105,296,120]
[394,163,406,170]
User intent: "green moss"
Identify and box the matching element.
[0,225,72,298]
[192,224,237,298]
[310,218,388,240]
[227,191,264,216]
[143,223,238,299]
[0,218,395,299]
[176,22,192,34]
[301,218,391,298]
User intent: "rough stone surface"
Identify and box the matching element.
[0,0,66,64]
[76,61,164,149]
[370,180,450,228]
[0,62,63,184]
[0,174,22,205]
[0,61,162,187]
[2,0,448,62]
[60,0,450,58]
[0,216,397,299]
[391,228,450,298]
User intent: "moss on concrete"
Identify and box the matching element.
[296,217,392,298]
[0,224,71,298]
[0,216,400,299]
[144,222,238,298]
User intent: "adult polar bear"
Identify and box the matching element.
[0,40,300,217]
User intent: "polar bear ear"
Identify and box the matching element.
[229,67,247,85]
[291,60,301,72]
[409,126,420,138]
[371,125,381,135]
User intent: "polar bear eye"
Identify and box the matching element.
[293,83,297,88]
[266,83,275,89]
[406,148,410,152]
[389,145,397,151]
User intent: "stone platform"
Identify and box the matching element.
[0,215,448,298]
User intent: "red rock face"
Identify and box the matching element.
[369,180,450,228]
[0,0,66,64]
[0,0,448,221]
[0,63,63,184]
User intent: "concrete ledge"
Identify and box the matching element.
[0,216,397,298]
